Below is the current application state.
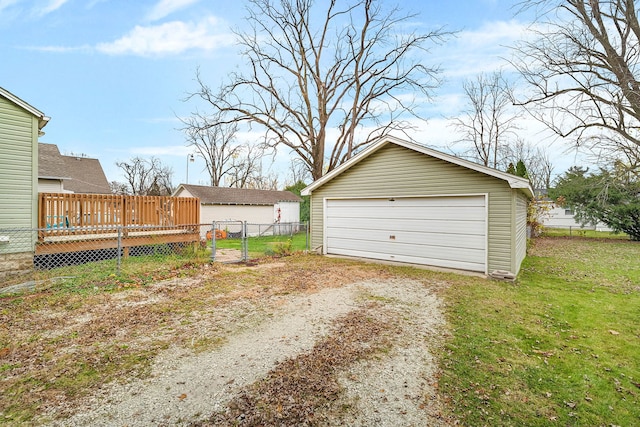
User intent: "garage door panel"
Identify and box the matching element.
[330,197,485,209]
[328,237,485,264]
[331,247,485,272]
[325,196,486,272]
[326,218,485,235]
[326,228,486,249]
[327,205,486,221]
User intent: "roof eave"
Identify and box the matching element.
[0,87,49,129]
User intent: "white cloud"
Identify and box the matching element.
[437,19,534,79]
[95,16,234,56]
[34,0,68,16]
[0,0,20,13]
[146,0,200,21]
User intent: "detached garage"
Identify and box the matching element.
[302,136,533,276]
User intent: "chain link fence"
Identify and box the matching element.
[1,222,309,290]
[212,221,309,263]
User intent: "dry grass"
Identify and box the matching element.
[0,254,393,424]
[198,303,400,427]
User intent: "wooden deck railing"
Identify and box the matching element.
[38,193,200,238]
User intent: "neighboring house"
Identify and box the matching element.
[173,184,302,225]
[38,143,111,194]
[540,200,612,232]
[0,87,49,278]
[302,136,533,276]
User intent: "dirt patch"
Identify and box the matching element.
[45,279,448,426]
[1,255,451,426]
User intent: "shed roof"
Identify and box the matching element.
[0,86,50,130]
[302,136,534,198]
[38,143,111,194]
[176,184,302,206]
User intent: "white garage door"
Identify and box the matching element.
[325,196,487,272]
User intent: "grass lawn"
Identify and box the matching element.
[440,236,640,426]
[542,227,630,239]
[213,231,309,258]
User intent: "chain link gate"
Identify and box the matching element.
[211,221,247,263]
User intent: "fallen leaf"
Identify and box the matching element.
[178,393,187,400]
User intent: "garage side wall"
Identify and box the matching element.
[514,191,529,274]
[309,144,517,272]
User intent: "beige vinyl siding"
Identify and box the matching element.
[0,96,38,253]
[310,144,516,272]
[514,192,528,273]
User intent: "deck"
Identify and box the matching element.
[36,193,200,255]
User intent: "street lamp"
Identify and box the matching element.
[186,153,195,184]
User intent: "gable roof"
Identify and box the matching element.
[38,143,70,180]
[301,136,534,198]
[175,184,302,206]
[38,143,111,194]
[0,86,50,131]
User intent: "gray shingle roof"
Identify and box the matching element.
[38,143,111,194]
[38,143,68,180]
[179,184,302,205]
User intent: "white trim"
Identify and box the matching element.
[0,86,50,130]
[302,136,533,198]
[483,193,489,275]
[322,197,328,255]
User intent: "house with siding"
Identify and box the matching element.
[0,87,50,278]
[173,184,301,225]
[302,136,533,277]
[38,143,111,194]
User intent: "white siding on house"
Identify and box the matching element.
[38,178,65,193]
[542,204,613,232]
[275,201,300,223]
[201,205,274,225]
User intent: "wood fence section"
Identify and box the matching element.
[38,193,200,236]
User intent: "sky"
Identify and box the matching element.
[0,0,591,189]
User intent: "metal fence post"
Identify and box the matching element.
[211,221,217,262]
[242,221,248,262]
[117,226,122,274]
[305,221,309,252]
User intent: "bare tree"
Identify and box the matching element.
[189,0,450,180]
[286,158,312,187]
[513,0,640,169]
[109,181,129,195]
[115,156,174,196]
[181,108,243,187]
[225,144,268,189]
[452,72,520,168]
[500,139,555,190]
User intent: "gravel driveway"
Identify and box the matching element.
[47,277,449,426]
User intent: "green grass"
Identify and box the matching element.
[440,237,640,426]
[213,231,309,257]
[541,227,629,239]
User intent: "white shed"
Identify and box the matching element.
[173,184,302,225]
